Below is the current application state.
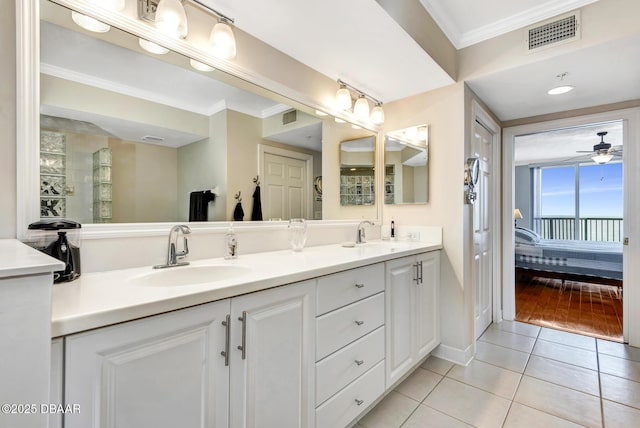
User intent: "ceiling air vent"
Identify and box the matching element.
[526,11,581,53]
[141,135,165,143]
[282,109,297,125]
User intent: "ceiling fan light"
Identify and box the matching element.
[138,38,169,54]
[71,11,111,33]
[592,153,613,164]
[371,103,385,125]
[210,20,236,60]
[336,85,352,111]
[547,85,574,95]
[353,95,370,119]
[155,0,188,39]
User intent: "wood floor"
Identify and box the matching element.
[515,273,623,342]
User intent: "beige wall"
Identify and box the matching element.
[109,139,178,223]
[178,111,227,222]
[459,0,640,81]
[382,82,469,350]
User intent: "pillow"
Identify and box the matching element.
[515,227,541,244]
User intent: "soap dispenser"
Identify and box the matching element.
[225,223,238,259]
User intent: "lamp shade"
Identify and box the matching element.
[371,103,385,125]
[592,153,613,164]
[353,95,370,119]
[336,85,352,110]
[155,0,188,38]
[210,20,237,60]
[514,208,523,219]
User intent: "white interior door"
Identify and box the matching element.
[473,120,494,339]
[263,152,307,220]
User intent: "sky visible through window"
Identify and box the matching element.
[541,163,623,217]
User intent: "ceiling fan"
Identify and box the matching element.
[575,131,622,164]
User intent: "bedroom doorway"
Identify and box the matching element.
[506,117,627,342]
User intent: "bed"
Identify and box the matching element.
[514,227,623,293]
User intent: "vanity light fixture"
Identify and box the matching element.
[71,0,124,33]
[138,0,237,59]
[547,72,574,95]
[335,79,384,124]
[335,83,352,111]
[138,38,170,54]
[190,59,214,72]
[353,94,370,120]
[154,0,188,38]
[370,102,385,125]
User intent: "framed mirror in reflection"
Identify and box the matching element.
[37,0,377,224]
[339,136,375,206]
[384,125,429,204]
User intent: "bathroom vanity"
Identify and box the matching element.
[49,240,441,428]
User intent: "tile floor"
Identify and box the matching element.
[355,321,640,428]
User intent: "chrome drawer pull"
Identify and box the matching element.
[355,320,364,326]
[355,359,364,366]
[237,311,247,360]
[355,283,365,288]
[221,314,231,366]
[355,399,364,406]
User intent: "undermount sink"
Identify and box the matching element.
[130,265,252,287]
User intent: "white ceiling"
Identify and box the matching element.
[514,120,623,166]
[419,0,599,49]
[201,0,455,103]
[466,34,640,121]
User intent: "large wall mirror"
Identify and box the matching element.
[28,0,378,230]
[384,125,429,204]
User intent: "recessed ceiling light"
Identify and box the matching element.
[315,110,328,117]
[334,117,346,124]
[190,59,214,72]
[548,85,574,95]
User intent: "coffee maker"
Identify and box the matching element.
[28,220,81,283]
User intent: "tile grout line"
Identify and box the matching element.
[396,366,449,428]
[596,339,606,428]
[501,323,539,427]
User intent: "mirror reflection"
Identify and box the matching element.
[339,137,375,206]
[39,0,376,224]
[384,125,429,204]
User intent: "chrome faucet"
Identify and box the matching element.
[154,225,191,269]
[356,220,374,244]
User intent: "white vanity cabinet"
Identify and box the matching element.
[64,299,232,428]
[385,251,440,387]
[315,263,386,428]
[62,279,315,428]
[229,279,315,428]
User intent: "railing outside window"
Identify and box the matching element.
[533,217,623,242]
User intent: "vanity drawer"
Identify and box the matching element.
[317,263,384,316]
[316,292,384,361]
[316,326,384,406]
[316,361,385,428]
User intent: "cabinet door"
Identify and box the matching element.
[416,251,440,359]
[64,300,231,428]
[385,256,417,387]
[230,280,315,428]
[50,338,64,428]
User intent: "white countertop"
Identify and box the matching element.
[0,239,64,278]
[51,240,441,337]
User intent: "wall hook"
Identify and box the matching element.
[253,175,260,186]
[234,191,242,202]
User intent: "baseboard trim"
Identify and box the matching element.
[431,343,474,366]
